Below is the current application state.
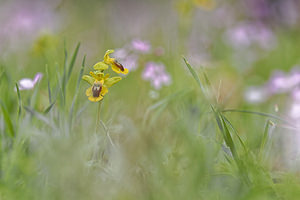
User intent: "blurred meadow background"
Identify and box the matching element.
[1,0,300,199]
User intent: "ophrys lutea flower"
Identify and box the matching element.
[103,49,129,75]
[82,49,128,102]
[82,71,122,102]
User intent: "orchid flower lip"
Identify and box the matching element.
[92,81,102,98]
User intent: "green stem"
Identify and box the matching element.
[96,100,103,133]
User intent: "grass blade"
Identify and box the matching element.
[259,120,275,162]
[24,106,56,129]
[29,79,41,108]
[100,120,116,148]
[183,57,250,184]
[61,42,80,106]
[222,115,247,152]
[0,101,15,138]
[183,57,216,109]
[44,101,56,114]
[69,55,86,127]
[67,42,81,82]
[212,107,250,184]
[45,64,52,104]
[15,83,22,118]
[61,41,68,105]
[143,89,189,126]
[221,109,292,126]
[183,57,206,95]
[76,54,86,90]
[220,115,237,158]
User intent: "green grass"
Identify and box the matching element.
[0,42,299,200]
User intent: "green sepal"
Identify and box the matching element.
[93,62,108,71]
[82,75,94,85]
[105,77,122,87]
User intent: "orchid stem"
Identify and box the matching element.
[96,100,103,133]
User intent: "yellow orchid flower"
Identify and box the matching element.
[82,71,122,102]
[103,49,129,75]
[193,0,215,10]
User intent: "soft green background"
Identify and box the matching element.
[1,0,300,199]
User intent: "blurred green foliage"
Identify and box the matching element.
[1,0,300,199]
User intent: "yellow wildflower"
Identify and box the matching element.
[82,71,121,102]
[176,0,215,15]
[193,0,215,10]
[103,50,129,75]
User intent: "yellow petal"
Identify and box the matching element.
[104,74,110,80]
[105,77,122,87]
[103,49,115,64]
[93,62,108,71]
[90,71,104,81]
[89,71,98,79]
[193,0,215,10]
[95,96,103,101]
[111,65,121,74]
[88,95,103,102]
[85,87,92,97]
[94,71,104,76]
[82,75,94,85]
[121,68,129,75]
[101,86,109,96]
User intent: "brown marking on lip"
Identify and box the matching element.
[92,83,102,97]
[114,60,125,72]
